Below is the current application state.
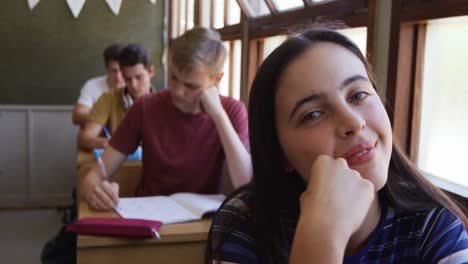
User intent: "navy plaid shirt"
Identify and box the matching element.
[211,191,468,263]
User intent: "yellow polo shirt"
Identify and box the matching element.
[88,88,127,133]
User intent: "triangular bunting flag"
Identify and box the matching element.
[149,0,156,4]
[27,0,40,10]
[105,0,122,15]
[66,0,86,18]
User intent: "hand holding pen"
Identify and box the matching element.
[103,126,111,139]
[99,127,111,148]
[88,155,119,210]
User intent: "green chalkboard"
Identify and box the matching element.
[0,0,165,105]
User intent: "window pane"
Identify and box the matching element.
[219,41,231,97]
[171,0,180,38]
[178,0,186,36]
[263,35,287,61]
[232,40,242,99]
[186,0,195,31]
[213,0,224,29]
[245,0,270,17]
[418,16,468,188]
[337,27,367,57]
[219,41,241,100]
[272,0,303,12]
[227,0,241,25]
[200,0,211,27]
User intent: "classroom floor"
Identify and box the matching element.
[0,208,63,264]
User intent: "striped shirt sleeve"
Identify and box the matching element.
[419,208,468,264]
[211,194,258,264]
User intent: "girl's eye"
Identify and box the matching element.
[301,111,322,123]
[350,91,368,102]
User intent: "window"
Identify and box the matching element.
[219,40,242,99]
[272,0,303,12]
[170,0,195,38]
[226,0,241,25]
[170,0,374,104]
[387,0,468,196]
[337,27,367,57]
[219,41,231,96]
[262,35,287,60]
[213,0,225,28]
[243,0,270,17]
[417,16,468,188]
[260,28,367,67]
[212,0,242,28]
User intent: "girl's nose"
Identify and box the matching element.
[337,107,366,137]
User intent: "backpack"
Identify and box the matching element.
[40,189,77,264]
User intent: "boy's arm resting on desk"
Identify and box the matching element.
[200,88,252,188]
[80,146,127,211]
[78,122,109,150]
[72,103,91,126]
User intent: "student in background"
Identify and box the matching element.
[72,44,125,126]
[208,27,468,263]
[78,44,155,150]
[81,27,252,210]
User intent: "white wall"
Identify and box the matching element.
[0,105,77,207]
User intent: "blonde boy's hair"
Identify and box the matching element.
[172,27,226,74]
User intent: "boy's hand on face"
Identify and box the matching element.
[199,86,224,118]
[100,138,110,148]
[299,155,374,240]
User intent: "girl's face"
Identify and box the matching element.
[275,42,392,192]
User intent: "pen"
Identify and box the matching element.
[97,156,108,179]
[102,126,111,139]
[151,228,161,240]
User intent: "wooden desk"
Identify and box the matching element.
[77,202,212,264]
[76,150,142,169]
[76,150,142,200]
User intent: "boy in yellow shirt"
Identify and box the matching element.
[78,44,154,150]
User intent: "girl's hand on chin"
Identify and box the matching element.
[299,155,375,239]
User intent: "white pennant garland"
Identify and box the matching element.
[27,0,155,17]
[27,0,40,10]
[66,0,86,18]
[105,0,123,15]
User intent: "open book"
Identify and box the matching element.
[115,193,226,224]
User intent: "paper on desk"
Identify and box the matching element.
[115,196,199,224]
[171,193,226,217]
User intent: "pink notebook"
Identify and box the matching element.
[67,217,162,239]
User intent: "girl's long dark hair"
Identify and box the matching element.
[209,28,468,264]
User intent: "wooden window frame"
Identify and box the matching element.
[243,0,374,100]
[169,0,375,104]
[387,0,468,158]
[386,0,468,201]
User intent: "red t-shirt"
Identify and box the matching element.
[109,89,249,196]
